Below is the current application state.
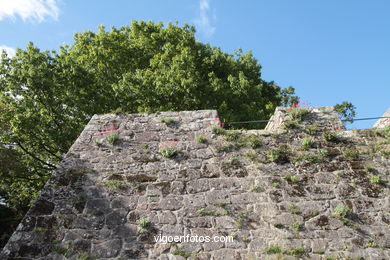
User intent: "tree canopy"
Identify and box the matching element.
[0,20,296,247]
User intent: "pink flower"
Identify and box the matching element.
[159,140,179,149]
[110,124,116,130]
[212,117,224,127]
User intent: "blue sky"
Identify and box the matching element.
[0,0,389,129]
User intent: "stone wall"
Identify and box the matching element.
[373,108,390,129]
[1,108,389,260]
[265,107,344,131]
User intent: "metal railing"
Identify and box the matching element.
[224,116,390,126]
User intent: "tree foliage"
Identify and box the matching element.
[334,101,356,123]
[0,20,296,246]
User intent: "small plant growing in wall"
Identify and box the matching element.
[289,204,300,215]
[247,134,262,148]
[159,140,179,158]
[317,149,329,158]
[284,120,299,130]
[172,246,191,258]
[266,146,290,163]
[93,138,103,147]
[249,184,260,192]
[300,137,315,150]
[265,245,282,254]
[303,124,318,135]
[367,238,377,248]
[224,130,240,141]
[103,180,124,191]
[245,151,258,162]
[197,208,219,217]
[97,124,123,145]
[342,147,359,161]
[286,100,310,122]
[291,221,304,231]
[137,217,151,234]
[222,155,240,166]
[284,175,299,184]
[106,131,120,145]
[236,212,247,228]
[370,175,382,184]
[160,117,175,126]
[333,204,352,219]
[34,227,46,233]
[322,131,340,143]
[211,117,225,135]
[140,143,149,154]
[284,247,306,257]
[195,135,207,143]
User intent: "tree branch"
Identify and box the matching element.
[14,140,56,169]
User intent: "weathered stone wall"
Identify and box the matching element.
[265,106,344,132]
[1,108,389,260]
[373,108,390,129]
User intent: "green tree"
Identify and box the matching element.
[0,20,297,246]
[334,101,356,123]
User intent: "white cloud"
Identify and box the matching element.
[194,0,216,38]
[0,0,59,22]
[0,45,16,57]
